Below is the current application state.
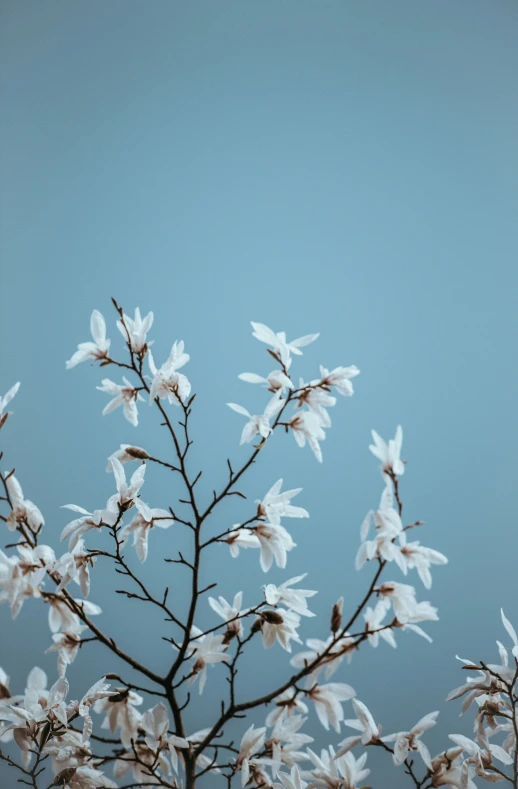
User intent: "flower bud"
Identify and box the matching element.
[125,446,149,460]
[330,596,344,633]
[262,610,284,625]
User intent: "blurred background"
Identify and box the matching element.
[1,2,517,786]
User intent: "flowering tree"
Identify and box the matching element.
[0,300,515,789]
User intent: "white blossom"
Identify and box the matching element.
[148,341,191,405]
[66,310,110,369]
[264,575,316,617]
[119,498,174,562]
[384,711,439,769]
[117,307,154,353]
[258,479,309,526]
[97,377,144,426]
[227,391,285,445]
[369,425,405,478]
[250,322,319,366]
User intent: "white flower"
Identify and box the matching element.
[227,391,285,445]
[274,765,307,789]
[377,581,439,626]
[266,689,309,727]
[66,310,110,369]
[5,473,44,533]
[265,713,313,772]
[355,506,406,573]
[369,425,405,477]
[337,698,382,756]
[119,499,174,562]
[253,522,296,572]
[140,702,188,773]
[236,724,266,787]
[96,377,144,426]
[106,444,149,472]
[46,629,86,676]
[264,575,316,617]
[117,307,154,353]
[319,365,360,396]
[258,608,302,652]
[287,410,326,462]
[250,322,319,366]
[94,687,143,749]
[398,535,448,589]
[55,540,95,598]
[306,682,356,732]
[257,479,309,526]
[0,382,20,423]
[224,527,261,557]
[208,592,246,637]
[60,505,116,551]
[500,609,518,660]
[239,369,294,392]
[449,733,513,783]
[305,747,370,789]
[363,599,397,648]
[148,341,191,406]
[384,711,439,769]
[109,456,146,508]
[184,629,230,693]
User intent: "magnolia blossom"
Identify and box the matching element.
[304,747,370,789]
[60,505,115,551]
[337,698,382,756]
[106,443,149,471]
[0,382,20,423]
[250,322,319,365]
[239,369,294,392]
[184,628,230,693]
[258,609,303,652]
[117,307,154,353]
[66,310,110,369]
[97,377,144,426]
[94,688,143,749]
[208,592,247,638]
[140,702,189,774]
[369,425,405,477]
[236,724,266,786]
[253,522,296,572]
[275,765,307,789]
[318,365,360,396]
[287,410,326,462]
[227,391,285,445]
[148,341,191,405]
[264,575,317,617]
[383,711,439,769]
[224,526,261,557]
[306,682,356,732]
[5,473,44,534]
[119,498,174,562]
[257,479,309,526]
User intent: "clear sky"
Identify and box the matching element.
[1,2,518,787]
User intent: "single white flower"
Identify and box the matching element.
[227,391,285,445]
[250,322,319,366]
[117,307,154,353]
[264,575,316,617]
[119,499,174,562]
[369,425,405,477]
[97,377,144,426]
[66,310,110,369]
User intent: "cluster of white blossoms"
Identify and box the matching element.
[0,303,514,789]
